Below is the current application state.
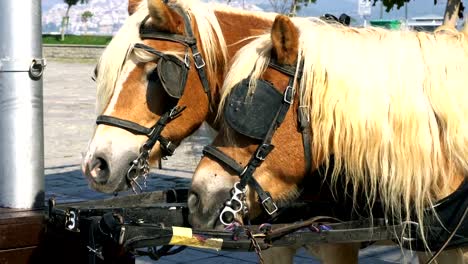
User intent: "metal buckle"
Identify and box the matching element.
[193,52,206,69]
[239,166,248,177]
[65,209,79,231]
[118,226,126,245]
[283,86,294,104]
[169,105,186,119]
[261,197,278,215]
[183,53,190,68]
[255,144,271,161]
[87,246,104,260]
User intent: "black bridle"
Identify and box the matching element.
[95,6,211,193]
[202,59,311,225]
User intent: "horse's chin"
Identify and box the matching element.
[87,175,128,194]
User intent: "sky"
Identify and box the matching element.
[41,0,453,22]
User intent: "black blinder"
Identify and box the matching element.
[224,79,283,140]
[157,55,189,99]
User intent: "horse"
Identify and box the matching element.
[80,1,371,262]
[81,0,276,194]
[188,15,468,263]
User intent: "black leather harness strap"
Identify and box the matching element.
[270,59,311,174]
[202,146,244,174]
[139,15,197,46]
[97,107,185,157]
[96,115,154,136]
[174,7,212,106]
[268,59,297,77]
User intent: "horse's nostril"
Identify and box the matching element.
[187,191,200,211]
[89,157,110,184]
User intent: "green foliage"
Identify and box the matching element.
[372,0,438,12]
[81,10,94,22]
[61,0,89,41]
[43,35,112,45]
[289,0,317,15]
[64,0,88,6]
[294,0,317,12]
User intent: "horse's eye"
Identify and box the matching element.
[92,65,98,82]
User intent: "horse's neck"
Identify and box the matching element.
[205,9,273,130]
[215,10,273,57]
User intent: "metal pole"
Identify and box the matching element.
[405,3,408,24]
[0,0,45,208]
[380,1,383,19]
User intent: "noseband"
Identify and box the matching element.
[95,6,212,193]
[202,59,311,225]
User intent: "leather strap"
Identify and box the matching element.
[203,146,244,175]
[298,94,312,174]
[139,15,197,46]
[268,59,296,77]
[172,6,212,105]
[96,106,185,158]
[97,115,153,136]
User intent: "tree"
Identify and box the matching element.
[373,0,464,28]
[289,0,317,16]
[81,10,94,35]
[268,0,317,15]
[60,0,89,41]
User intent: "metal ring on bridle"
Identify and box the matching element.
[219,182,247,226]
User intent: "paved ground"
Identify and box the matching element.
[43,60,419,263]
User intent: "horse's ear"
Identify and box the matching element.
[128,0,142,15]
[271,15,299,65]
[147,0,181,33]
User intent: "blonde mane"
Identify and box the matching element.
[95,0,229,114]
[221,18,468,244]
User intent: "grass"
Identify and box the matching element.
[42,34,112,45]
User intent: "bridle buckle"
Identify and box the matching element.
[183,53,190,68]
[193,52,206,69]
[283,85,294,104]
[261,196,278,215]
[255,144,273,161]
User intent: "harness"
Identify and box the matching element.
[202,59,312,225]
[95,6,211,193]
[405,179,468,252]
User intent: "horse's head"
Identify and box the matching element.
[188,15,313,229]
[82,0,227,193]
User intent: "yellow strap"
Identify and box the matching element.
[169,226,223,251]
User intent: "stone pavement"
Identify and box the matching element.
[43,60,419,263]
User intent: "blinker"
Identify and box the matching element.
[224,79,283,140]
[133,43,189,99]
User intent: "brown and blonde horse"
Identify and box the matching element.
[81,0,275,193]
[189,15,468,263]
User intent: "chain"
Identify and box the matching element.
[126,146,151,194]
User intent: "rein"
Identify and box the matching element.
[95,6,212,193]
